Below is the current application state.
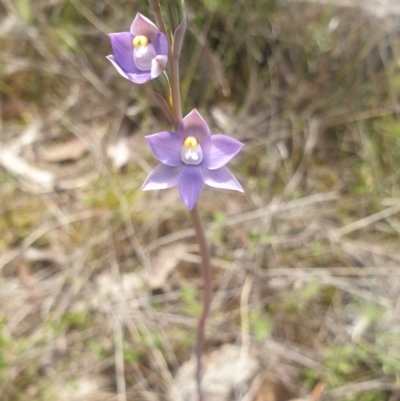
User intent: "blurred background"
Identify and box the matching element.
[1,0,400,400]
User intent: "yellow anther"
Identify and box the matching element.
[133,35,150,48]
[183,136,198,149]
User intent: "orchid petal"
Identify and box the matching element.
[202,134,243,170]
[108,33,137,73]
[203,166,244,192]
[142,164,182,190]
[145,131,182,166]
[108,55,151,83]
[151,55,168,78]
[125,72,152,84]
[178,166,204,210]
[107,55,129,79]
[130,13,159,44]
[153,32,169,57]
[107,44,152,83]
[177,109,211,145]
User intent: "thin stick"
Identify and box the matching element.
[109,230,127,401]
[330,201,400,238]
[190,205,212,401]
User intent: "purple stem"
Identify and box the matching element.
[147,0,168,39]
[155,3,211,397]
[190,205,212,401]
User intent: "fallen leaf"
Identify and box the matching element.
[173,344,259,401]
[310,382,324,401]
[254,375,293,401]
[17,260,35,287]
[0,146,54,189]
[40,137,88,163]
[143,244,187,291]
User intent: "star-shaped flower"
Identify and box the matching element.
[107,13,168,84]
[142,109,244,210]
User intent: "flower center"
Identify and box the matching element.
[181,136,203,165]
[132,35,156,71]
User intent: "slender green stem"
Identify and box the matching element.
[148,0,183,127]
[167,2,180,34]
[169,53,183,126]
[190,205,212,401]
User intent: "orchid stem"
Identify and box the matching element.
[148,0,182,127]
[169,50,182,126]
[160,3,210,399]
[190,205,212,401]
[147,0,168,39]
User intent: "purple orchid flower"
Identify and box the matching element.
[142,109,244,210]
[107,13,169,84]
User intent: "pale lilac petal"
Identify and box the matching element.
[130,13,159,44]
[153,32,169,56]
[177,109,211,145]
[108,32,137,73]
[107,55,129,79]
[202,134,243,170]
[178,166,204,210]
[108,60,151,83]
[126,72,151,84]
[145,131,182,166]
[142,164,182,190]
[203,166,244,192]
[151,55,168,78]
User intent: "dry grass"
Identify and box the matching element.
[1,0,400,400]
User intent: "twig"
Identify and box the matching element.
[145,191,338,252]
[329,201,400,239]
[327,378,400,399]
[109,231,127,401]
[0,146,54,190]
[282,118,320,198]
[235,275,253,399]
